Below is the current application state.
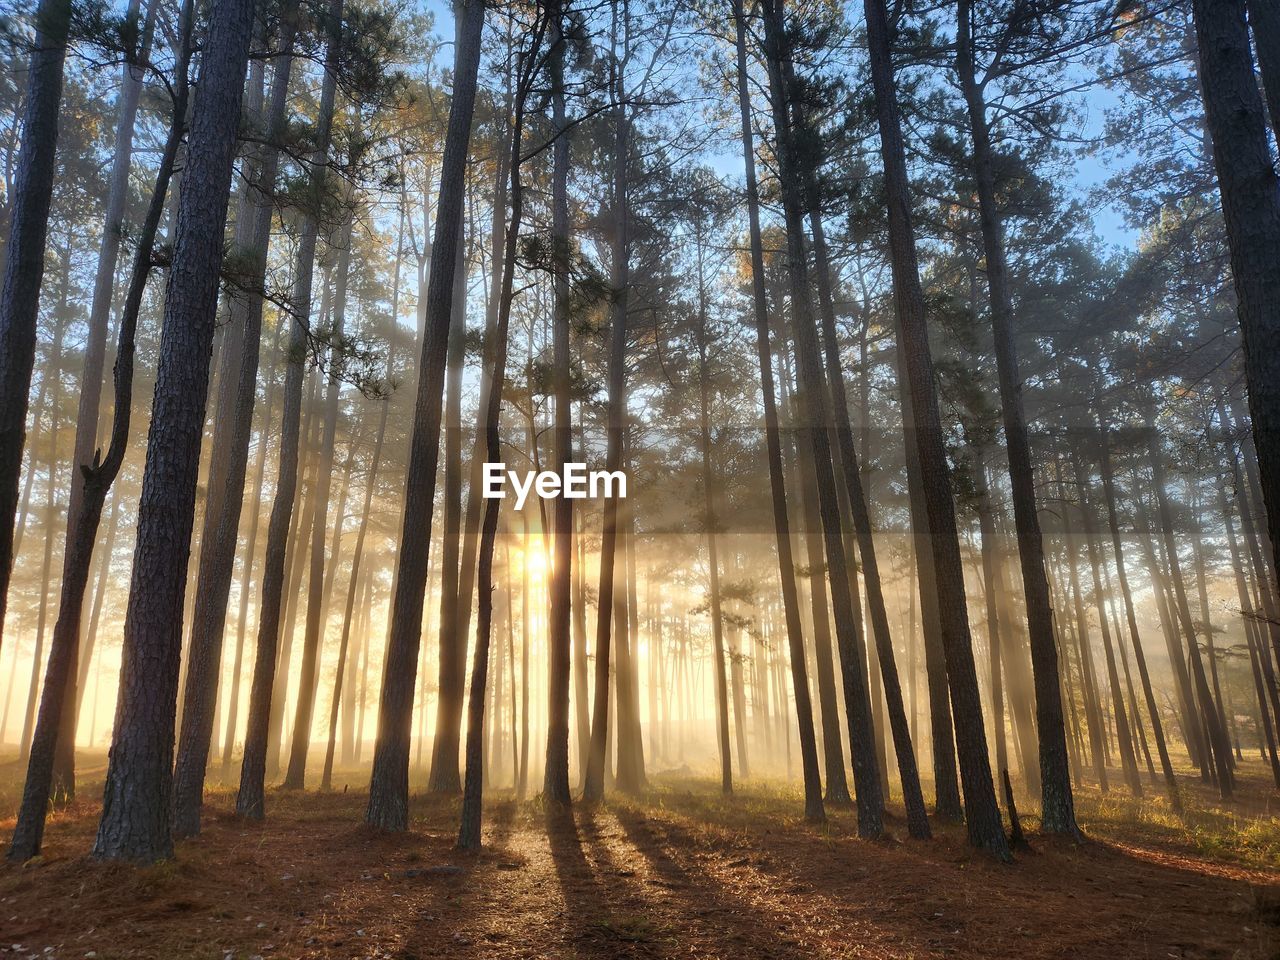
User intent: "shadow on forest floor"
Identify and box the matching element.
[0,761,1276,959]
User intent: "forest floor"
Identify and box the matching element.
[0,755,1277,959]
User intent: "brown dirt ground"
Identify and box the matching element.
[0,766,1277,960]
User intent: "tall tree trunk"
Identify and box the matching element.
[237,0,346,815]
[427,213,470,794]
[582,18,632,802]
[7,31,190,851]
[19,420,58,767]
[572,507,590,777]
[1134,487,1206,772]
[1072,446,1141,796]
[53,0,159,791]
[1146,417,1235,796]
[806,201,928,837]
[324,193,409,786]
[1191,0,1280,608]
[366,0,484,832]
[0,0,73,656]
[792,406,852,805]
[19,282,67,766]
[458,20,541,839]
[1057,469,1108,792]
[974,452,1008,780]
[861,0,1008,857]
[955,0,1078,836]
[221,320,288,777]
[91,0,254,863]
[174,10,299,833]
[544,0,574,805]
[760,0,885,838]
[697,297,733,795]
[617,476,646,790]
[284,192,353,790]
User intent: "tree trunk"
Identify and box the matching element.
[955,0,1078,836]
[284,189,353,790]
[458,20,539,842]
[1057,469,1108,792]
[92,0,254,863]
[53,0,159,791]
[1146,418,1235,796]
[19,283,67,766]
[0,0,73,657]
[323,193,409,787]
[806,201,929,837]
[572,507,590,777]
[1072,445,1141,796]
[974,452,1008,781]
[617,477,646,790]
[760,0,885,838]
[173,10,299,833]
[697,300,733,796]
[862,0,1008,857]
[792,399,852,805]
[237,2,345,813]
[1191,0,1280,611]
[543,0,575,806]
[427,213,470,795]
[366,0,485,832]
[582,37,632,803]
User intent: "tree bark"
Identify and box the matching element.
[173,9,299,833]
[0,0,73,657]
[237,0,346,813]
[1146,418,1234,796]
[92,0,254,863]
[427,212,470,794]
[583,6,632,802]
[1191,0,1280,611]
[8,41,188,850]
[284,191,353,790]
[955,0,1079,835]
[52,0,160,794]
[760,0,884,838]
[366,0,485,832]
[544,0,575,805]
[862,0,1008,857]
[458,17,540,842]
[806,202,929,837]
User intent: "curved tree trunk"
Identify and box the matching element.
[52,0,160,797]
